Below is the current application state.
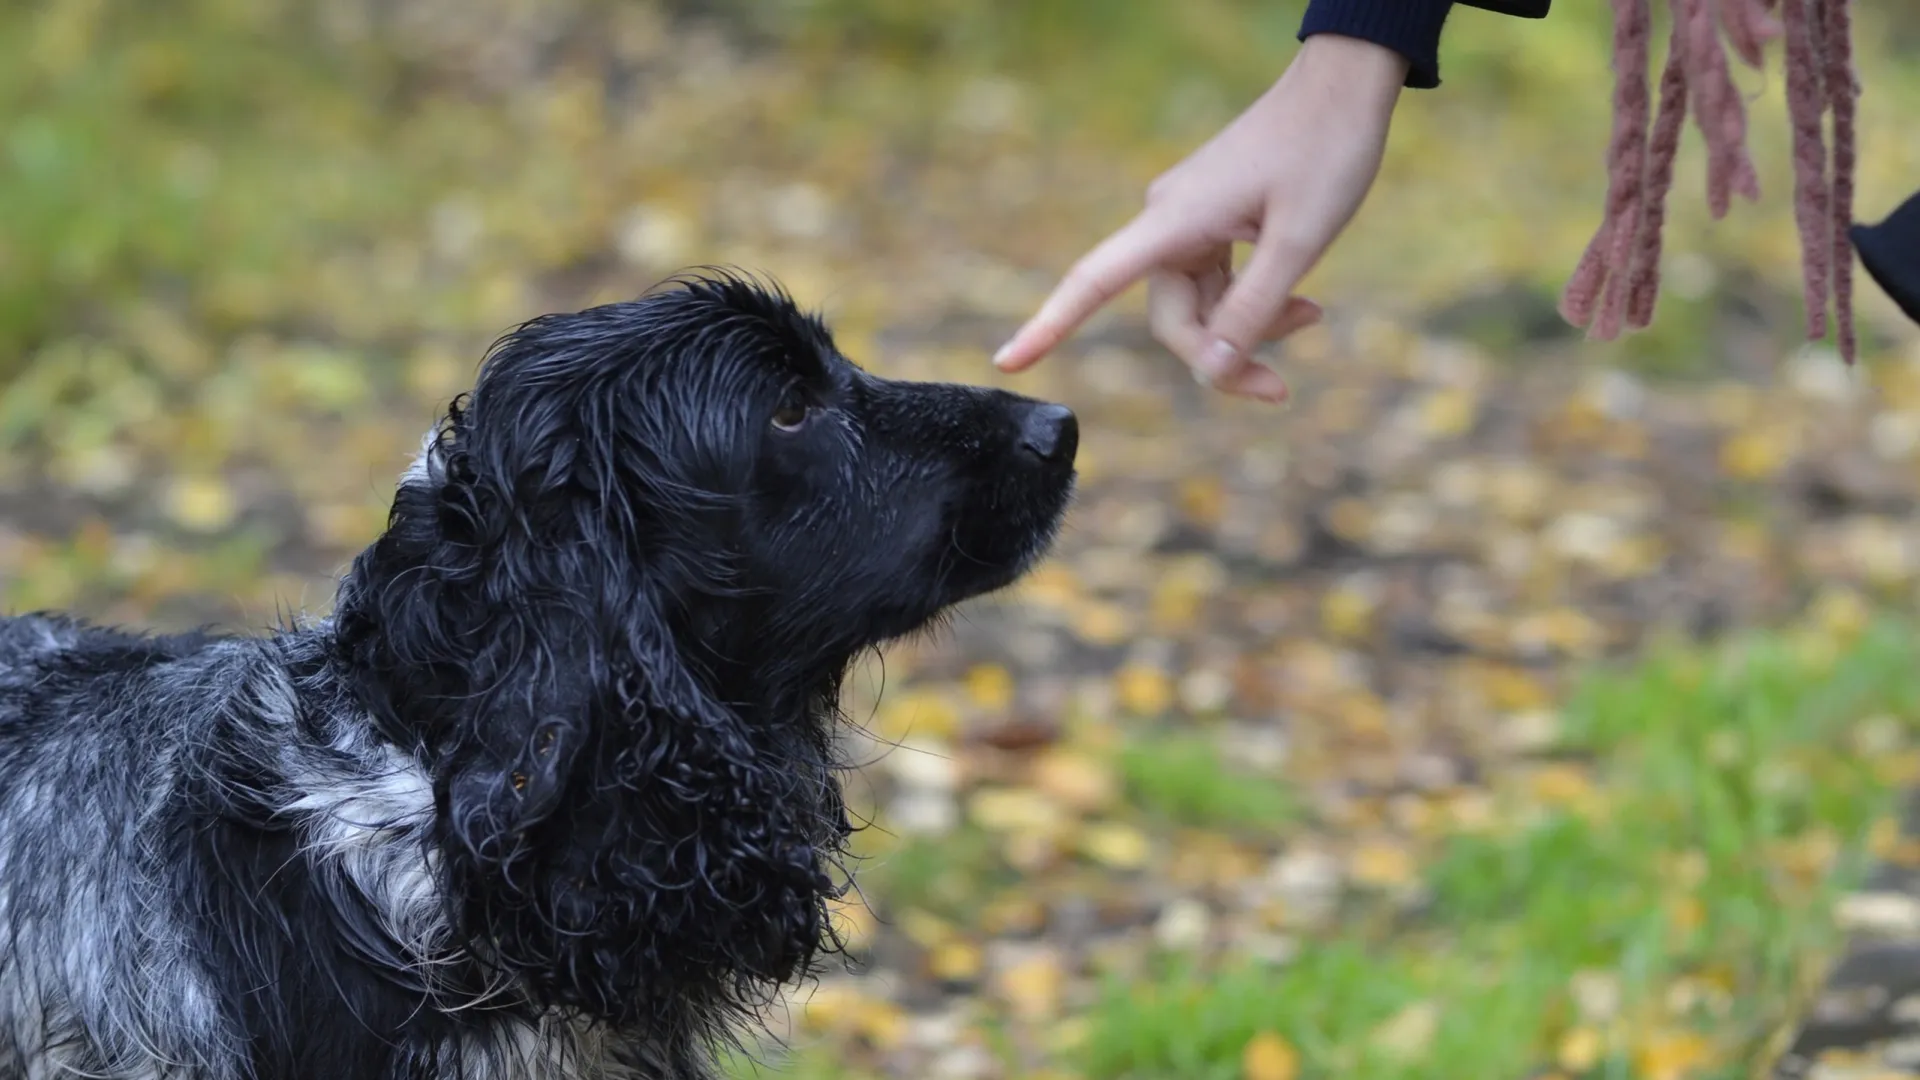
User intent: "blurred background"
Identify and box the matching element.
[8,1,1920,1077]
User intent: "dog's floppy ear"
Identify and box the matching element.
[333,403,624,842]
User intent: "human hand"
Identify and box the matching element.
[992,34,1411,403]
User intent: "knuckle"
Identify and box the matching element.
[1063,258,1119,303]
[1259,230,1319,266]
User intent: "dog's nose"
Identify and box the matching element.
[1017,402,1078,464]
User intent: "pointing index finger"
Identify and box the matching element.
[993,217,1174,372]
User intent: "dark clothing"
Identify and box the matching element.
[1298,0,1549,90]
[1855,192,1920,325]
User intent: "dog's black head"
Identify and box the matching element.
[329,273,1074,1047]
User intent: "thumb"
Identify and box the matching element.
[1199,231,1320,378]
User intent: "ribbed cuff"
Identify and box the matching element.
[1297,0,1456,89]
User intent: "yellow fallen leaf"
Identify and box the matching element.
[1634,1029,1715,1080]
[1552,394,1609,445]
[1487,462,1552,522]
[1599,534,1665,578]
[1179,476,1226,528]
[1115,664,1172,716]
[1441,789,1498,833]
[981,894,1048,936]
[1074,600,1136,647]
[858,1001,909,1049]
[1321,583,1377,641]
[1336,691,1391,738]
[1807,586,1871,642]
[1241,1031,1300,1080]
[798,984,907,1048]
[1719,428,1791,480]
[1528,763,1598,809]
[1868,815,1902,858]
[1569,969,1623,1022]
[1888,839,1920,870]
[1018,563,1083,609]
[166,474,237,533]
[966,663,1015,711]
[1349,838,1417,889]
[1512,608,1606,657]
[1150,573,1207,632]
[1048,1017,1091,1054]
[796,983,858,1032]
[967,788,1064,834]
[306,502,382,550]
[1031,749,1118,813]
[1480,664,1553,712]
[1557,1026,1604,1072]
[898,908,956,949]
[1806,1047,1894,1077]
[1325,498,1372,544]
[1715,519,1770,563]
[1772,828,1840,885]
[406,344,467,403]
[1875,749,1920,785]
[1667,895,1705,935]
[928,939,983,983]
[874,689,960,741]
[1370,1000,1440,1060]
[1004,827,1063,873]
[826,896,877,952]
[1419,386,1478,438]
[993,950,1065,1022]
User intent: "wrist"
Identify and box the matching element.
[1287,33,1411,109]
[1290,33,1413,86]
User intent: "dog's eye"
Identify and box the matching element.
[770,397,814,433]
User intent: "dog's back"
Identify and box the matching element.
[0,614,244,1079]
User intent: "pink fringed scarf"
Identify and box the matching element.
[1560,0,1858,362]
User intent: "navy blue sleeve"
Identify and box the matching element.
[1297,0,1456,89]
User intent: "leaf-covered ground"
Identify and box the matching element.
[8,2,1920,1078]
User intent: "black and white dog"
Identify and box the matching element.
[0,274,1077,1080]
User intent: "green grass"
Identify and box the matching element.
[1117,730,1299,832]
[851,820,1018,925]
[743,624,1920,1078]
[1079,619,1920,1080]
[0,0,411,383]
[850,729,1296,924]
[721,1044,881,1080]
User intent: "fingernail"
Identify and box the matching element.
[992,345,1013,368]
[1203,338,1241,378]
